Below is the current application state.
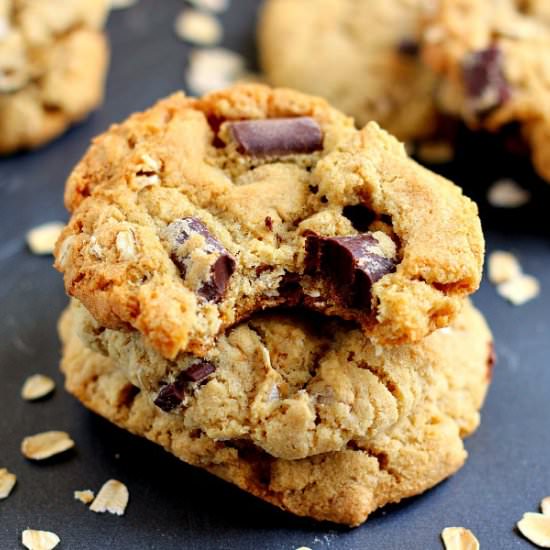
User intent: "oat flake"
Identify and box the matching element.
[487,178,531,208]
[488,251,522,285]
[416,141,454,164]
[0,468,16,499]
[21,431,75,460]
[441,527,480,550]
[21,530,60,550]
[518,512,550,548]
[188,0,229,13]
[175,10,222,46]
[497,274,540,306]
[21,374,55,401]
[26,222,65,255]
[90,479,129,515]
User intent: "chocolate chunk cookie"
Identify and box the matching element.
[60,300,493,526]
[259,0,439,140]
[54,85,484,359]
[422,0,550,182]
[0,0,109,154]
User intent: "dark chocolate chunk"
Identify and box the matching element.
[154,361,216,412]
[398,38,419,56]
[342,204,376,232]
[229,117,323,157]
[154,382,185,412]
[181,360,216,383]
[463,46,510,114]
[305,233,396,308]
[264,216,273,231]
[165,217,236,303]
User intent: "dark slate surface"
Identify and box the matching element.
[1,1,549,548]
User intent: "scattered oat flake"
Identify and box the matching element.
[295,547,312,550]
[416,141,454,164]
[74,489,95,504]
[175,9,222,46]
[90,479,129,515]
[542,497,550,516]
[186,47,245,96]
[21,431,75,461]
[497,274,540,306]
[21,374,55,401]
[487,178,531,208]
[518,512,550,547]
[26,222,64,255]
[21,530,60,550]
[188,0,229,13]
[109,0,138,9]
[441,527,480,550]
[0,468,16,499]
[488,251,522,284]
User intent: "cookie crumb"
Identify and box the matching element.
[186,48,245,96]
[488,251,522,284]
[497,274,540,306]
[542,497,550,516]
[21,431,75,461]
[517,512,550,547]
[109,0,138,9]
[90,479,129,515]
[416,141,454,164]
[0,468,16,499]
[175,10,222,46]
[26,222,65,255]
[74,489,95,504]
[21,374,55,401]
[487,178,531,208]
[441,527,479,550]
[21,530,60,550]
[188,0,229,13]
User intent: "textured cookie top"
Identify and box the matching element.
[259,0,438,140]
[55,84,484,359]
[421,0,550,181]
[0,0,109,153]
[60,299,493,526]
[74,298,492,461]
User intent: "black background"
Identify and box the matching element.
[1,1,549,548]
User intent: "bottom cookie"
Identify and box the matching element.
[59,302,492,526]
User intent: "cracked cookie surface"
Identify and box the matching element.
[422,0,550,182]
[259,0,439,140]
[60,299,493,526]
[0,0,109,154]
[54,85,484,360]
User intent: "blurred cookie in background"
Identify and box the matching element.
[0,0,110,154]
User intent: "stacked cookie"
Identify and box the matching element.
[55,84,491,526]
[0,0,110,154]
[260,0,550,184]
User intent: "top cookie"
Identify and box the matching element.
[422,0,550,182]
[259,0,438,141]
[54,84,484,360]
[0,0,109,154]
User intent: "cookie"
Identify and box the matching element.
[0,0,109,154]
[421,0,550,182]
[258,0,439,141]
[60,300,493,526]
[54,84,484,360]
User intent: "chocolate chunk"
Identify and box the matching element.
[165,217,236,303]
[398,38,419,56]
[154,383,185,412]
[463,46,510,114]
[305,234,396,308]
[264,216,273,231]
[154,361,216,412]
[229,117,323,156]
[181,360,216,383]
[342,204,376,232]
